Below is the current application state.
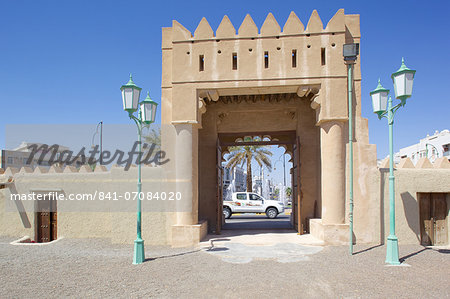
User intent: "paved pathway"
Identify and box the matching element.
[1,236,449,298]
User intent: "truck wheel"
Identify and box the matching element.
[223,207,232,219]
[266,207,278,219]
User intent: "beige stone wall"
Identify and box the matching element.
[0,166,172,245]
[378,158,450,245]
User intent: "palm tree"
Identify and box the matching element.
[226,145,272,192]
[143,127,161,160]
[144,127,161,150]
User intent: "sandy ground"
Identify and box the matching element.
[0,236,449,298]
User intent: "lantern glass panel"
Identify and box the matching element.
[393,73,405,98]
[404,72,414,96]
[151,104,157,123]
[371,91,388,114]
[132,88,141,111]
[122,87,134,110]
[140,102,151,123]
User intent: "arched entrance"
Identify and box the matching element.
[215,131,301,234]
[198,91,321,236]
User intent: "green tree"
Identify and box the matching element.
[273,188,280,200]
[225,145,272,192]
[285,187,292,198]
[143,127,161,160]
[143,127,161,150]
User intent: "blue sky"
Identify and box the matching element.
[1,0,449,181]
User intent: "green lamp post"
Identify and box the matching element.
[120,74,158,264]
[370,58,416,265]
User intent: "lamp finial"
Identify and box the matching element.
[126,73,136,86]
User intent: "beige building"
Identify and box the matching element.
[0,142,86,170]
[0,10,449,248]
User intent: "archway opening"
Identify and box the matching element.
[219,136,295,233]
[198,92,321,237]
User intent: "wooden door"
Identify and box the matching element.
[36,196,57,243]
[433,193,447,246]
[50,211,57,241]
[37,211,51,243]
[420,193,448,246]
[419,193,432,245]
[292,137,302,233]
[216,139,223,234]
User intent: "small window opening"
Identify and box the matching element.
[264,51,269,68]
[321,48,326,66]
[292,49,297,68]
[199,55,204,71]
[232,53,237,70]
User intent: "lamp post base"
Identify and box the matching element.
[385,235,400,265]
[133,238,145,264]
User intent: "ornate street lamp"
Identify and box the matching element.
[120,74,158,264]
[370,58,416,265]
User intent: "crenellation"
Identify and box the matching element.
[379,157,390,169]
[19,166,33,174]
[397,157,415,169]
[238,14,259,38]
[94,165,108,172]
[260,13,281,36]
[433,157,450,169]
[324,9,345,33]
[79,165,93,173]
[172,20,192,42]
[33,166,48,174]
[194,17,214,40]
[63,166,79,173]
[282,11,304,34]
[216,15,236,38]
[5,167,19,176]
[48,165,63,173]
[416,157,433,169]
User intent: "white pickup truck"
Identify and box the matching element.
[223,192,284,219]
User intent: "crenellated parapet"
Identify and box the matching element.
[171,10,354,41]
[379,157,450,169]
[0,164,139,181]
[162,9,362,124]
